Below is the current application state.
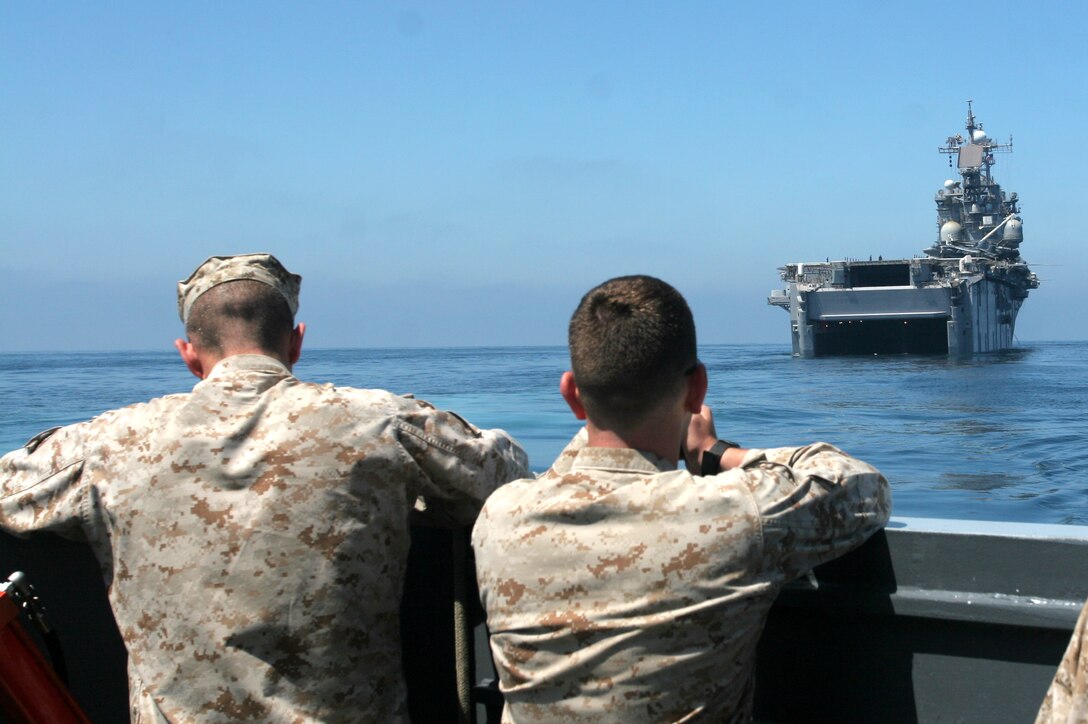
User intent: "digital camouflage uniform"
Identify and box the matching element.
[1,354,529,722]
[472,429,890,723]
[1037,597,1088,724]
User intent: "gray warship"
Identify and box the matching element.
[768,102,1039,357]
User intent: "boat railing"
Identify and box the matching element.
[3,516,1086,723]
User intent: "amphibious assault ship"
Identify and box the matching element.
[768,102,1039,357]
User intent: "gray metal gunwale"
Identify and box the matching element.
[775,516,1088,631]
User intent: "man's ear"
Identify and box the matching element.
[559,371,587,420]
[684,363,708,414]
[288,322,306,366]
[175,338,204,379]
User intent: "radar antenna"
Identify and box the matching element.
[938,101,1013,181]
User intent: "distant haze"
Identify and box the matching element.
[2,3,1082,351]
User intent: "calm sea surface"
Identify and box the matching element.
[3,343,1087,525]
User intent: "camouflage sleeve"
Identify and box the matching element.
[0,424,89,540]
[394,400,530,527]
[739,442,891,582]
[1036,596,1088,724]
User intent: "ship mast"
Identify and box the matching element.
[939,100,1013,181]
[930,102,1022,259]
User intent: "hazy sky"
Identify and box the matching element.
[3,2,1085,351]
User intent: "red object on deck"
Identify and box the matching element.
[0,590,90,724]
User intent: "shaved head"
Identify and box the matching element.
[185,280,294,356]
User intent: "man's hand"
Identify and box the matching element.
[683,405,718,474]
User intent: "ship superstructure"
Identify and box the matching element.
[768,102,1039,357]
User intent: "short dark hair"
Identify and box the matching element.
[568,275,697,429]
[185,280,294,355]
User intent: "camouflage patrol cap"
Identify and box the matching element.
[177,253,302,323]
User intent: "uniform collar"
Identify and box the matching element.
[204,354,291,380]
[566,446,676,475]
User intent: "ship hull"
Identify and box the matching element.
[772,262,1024,357]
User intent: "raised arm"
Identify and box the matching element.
[743,442,890,582]
[394,399,530,527]
[0,424,89,539]
[685,404,890,581]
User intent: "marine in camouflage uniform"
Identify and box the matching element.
[1037,597,1088,724]
[472,275,890,722]
[0,254,529,723]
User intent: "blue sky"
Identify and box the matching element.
[3,2,1085,351]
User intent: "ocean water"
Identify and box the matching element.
[3,342,1087,525]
